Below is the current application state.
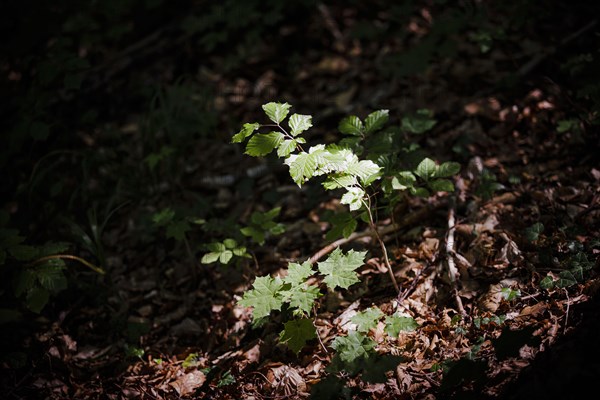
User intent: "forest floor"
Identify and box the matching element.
[2,2,599,399]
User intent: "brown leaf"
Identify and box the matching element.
[169,370,206,396]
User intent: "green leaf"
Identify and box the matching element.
[245,132,284,157]
[232,122,259,143]
[364,109,389,134]
[326,212,357,241]
[219,250,233,264]
[322,174,357,190]
[540,275,555,289]
[318,248,366,290]
[331,331,376,364]
[410,187,430,197]
[524,223,544,243]
[201,252,220,264]
[36,262,67,292]
[277,139,297,157]
[351,307,384,333]
[26,287,50,313]
[392,171,417,190]
[385,314,418,337]
[223,238,237,249]
[166,220,190,241]
[340,187,365,211]
[38,242,70,257]
[13,269,36,297]
[415,158,436,180]
[346,160,381,185]
[279,318,317,353]
[262,102,291,124]
[241,226,265,245]
[152,208,175,226]
[401,109,437,134]
[428,179,455,192]
[8,245,38,261]
[288,114,313,136]
[435,161,461,178]
[556,270,577,288]
[238,276,284,319]
[286,284,321,315]
[285,150,320,186]
[338,115,364,136]
[284,261,314,286]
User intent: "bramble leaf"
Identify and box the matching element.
[238,276,284,319]
[245,132,284,157]
[351,307,384,333]
[364,109,389,134]
[262,102,291,124]
[338,116,364,136]
[435,161,461,178]
[289,114,312,136]
[232,122,260,143]
[318,248,366,290]
[279,318,317,353]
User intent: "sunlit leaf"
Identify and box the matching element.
[288,114,312,136]
[415,158,436,180]
[283,261,314,286]
[262,102,291,124]
[232,122,260,143]
[338,115,364,136]
[331,331,376,363]
[385,314,418,337]
[364,109,389,134]
[340,187,365,211]
[238,276,284,319]
[318,248,366,290]
[351,307,384,333]
[245,132,284,157]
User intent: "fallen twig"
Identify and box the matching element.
[444,197,466,316]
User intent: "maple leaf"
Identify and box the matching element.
[384,314,418,337]
[238,276,284,319]
[283,261,314,286]
[350,307,384,333]
[331,331,376,364]
[279,318,317,353]
[286,284,322,316]
[318,248,367,290]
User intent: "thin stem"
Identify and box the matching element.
[27,254,106,275]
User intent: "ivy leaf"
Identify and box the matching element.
[364,109,389,134]
[428,179,455,192]
[340,187,365,211]
[283,261,314,286]
[351,307,384,333]
[232,122,259,143]
[331,331,376,364]
[262,102,291,124]
[279,318,317,353]
[245,132,284,157]
[415,158,436,180]
[318,248,366,290]
[401,109,437,134]
[556,270,577,288]
[435,161,461,178]
[338,115,364,136]
[238,276,284,319]
[288,114,312,136]
[385,314,418,337]
[524,223,544,243]
[540,275,555,289]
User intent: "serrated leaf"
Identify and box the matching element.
[351,307,384,333]
[277,139,297,157]
[428,179,455,192]
[322,174,357,190]
[331,331,376,363]
[289,114,312,136]
[346,160,381,185]
[385,314,418,337]
[26,287,50,313]
[326,212,357,241]
[36,262,67,292]
[318,248,366,290]
[245,132,284,157]
[286,284,321,315]
[166,220,190,241]
[338,116,364,136]
[284,261,314,286]
[238,276,284,319]
[262,102,291,124]
[435,161,461,178]
[340,187,365,211]
[8,245,38,261]
[232,122,260,143]
[364,109,389,134]
[285,150,320,186]
[279,318,317,353]
[415,158,436,180]
[401,109,437,134]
